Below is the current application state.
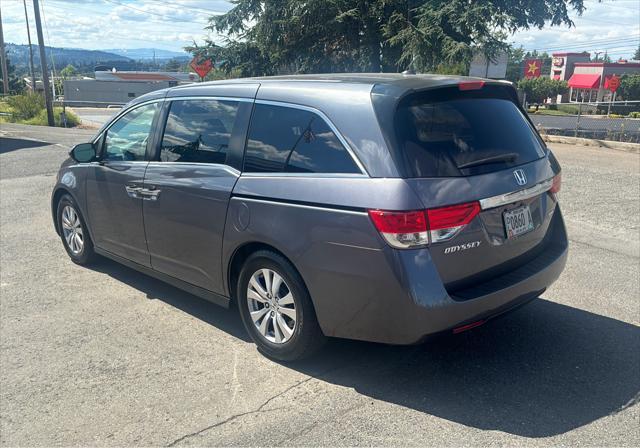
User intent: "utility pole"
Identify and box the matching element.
[32,0,54,126]
[0,7,10,95]
[23,0,37,91]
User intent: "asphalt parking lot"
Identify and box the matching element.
[1,123,639,446]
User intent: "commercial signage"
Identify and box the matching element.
[552,57,564,67]
[605,75,621,92]
[524,59,542,78]
[189,56,213,79]
[468,51,508,79]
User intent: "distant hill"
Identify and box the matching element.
[104,48,190,61]
[6,43,131,70]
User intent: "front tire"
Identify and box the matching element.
[237,250,326,361]
[56,194,96,265]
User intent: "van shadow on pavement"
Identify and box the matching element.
[90,257,640,438]
[0,137,51,154]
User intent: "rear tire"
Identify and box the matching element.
[56,194,96,265]
[237,250,326,361]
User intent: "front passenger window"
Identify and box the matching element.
[103,102,160,161]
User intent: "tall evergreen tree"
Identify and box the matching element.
[188,0,588,76]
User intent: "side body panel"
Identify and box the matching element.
[85,161,150,266]
[223,176,428,340]
[142,163,239,293]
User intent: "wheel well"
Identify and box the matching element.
[51,188,70,235]
[227,242,298,306]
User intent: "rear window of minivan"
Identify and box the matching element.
[395,88,546,177]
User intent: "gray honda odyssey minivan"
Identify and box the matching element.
[52,74,567,360]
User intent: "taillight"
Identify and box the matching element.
[367,210,428,249]
[550,173,561,194]
[427,202,481,243]
[368,201,480,249]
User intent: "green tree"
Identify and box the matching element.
[60,64,77,78]
[617,74,640,100]
[164,58,183,71]
[4,57,25,94]
[633,46,640,61]
[505,46,526,82]
[189,0,587,77]
[518,77,568,103]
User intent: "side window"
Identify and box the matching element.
[160,99,240,164]
[243,104,360,174]
[103,102,159,161]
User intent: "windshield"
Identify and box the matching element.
[395,96,546,177]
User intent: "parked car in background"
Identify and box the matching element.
[51,74,567,360]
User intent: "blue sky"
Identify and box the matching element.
[2,0,639,60]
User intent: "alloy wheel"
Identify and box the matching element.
[246,268,297,344]
[61,205,84,255]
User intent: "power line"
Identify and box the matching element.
[100,0,209,24]
[143,0,225,17]
[39,0,58,84]
[523,36,640,53]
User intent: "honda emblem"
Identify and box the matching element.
[513,169,527,186]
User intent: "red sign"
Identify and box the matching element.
[524,59,542,78]
[189,56,213,79]
[605,75,621,92]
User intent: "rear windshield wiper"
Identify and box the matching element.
[457,152,519,169]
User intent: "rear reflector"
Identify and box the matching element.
[453,320,485,334]
[368,201,480,249]
[550,173,562,194]
[458,80,485,91]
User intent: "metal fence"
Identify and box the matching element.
[527,101,640,143]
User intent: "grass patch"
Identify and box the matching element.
[0,95,79,127]
[529,109,571,116]
[23,107,80,127]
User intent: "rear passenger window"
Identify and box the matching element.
[244,104,360,174]
[160,99,240,164]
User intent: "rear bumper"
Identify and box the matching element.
[310,208,568,345]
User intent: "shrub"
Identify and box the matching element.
[618,74,640,101]
[628,111,640,118]
[24,107,80,127]
[556,104,580,115]
[6,93,44,120]
[518,77,568,103]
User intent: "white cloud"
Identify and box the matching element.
[510,0,640,59]
[3,0,638,60]
[3,0,230,51]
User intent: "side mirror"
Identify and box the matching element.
[70,143,96,163]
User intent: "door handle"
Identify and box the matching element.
[138,188,161,201]
[125,185,143,199]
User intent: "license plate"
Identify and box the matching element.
[503,206,534,239]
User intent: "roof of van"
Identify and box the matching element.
[169,73,512,92]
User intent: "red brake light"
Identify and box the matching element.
[368,201,481,249]
[368,210,428,249]
[426,202,480,230]
[550,173,561,194]
[367,210,427,233]
[458,80,485,91]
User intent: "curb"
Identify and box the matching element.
[542,135,640,153]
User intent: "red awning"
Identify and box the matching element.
[567,73,601,89]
